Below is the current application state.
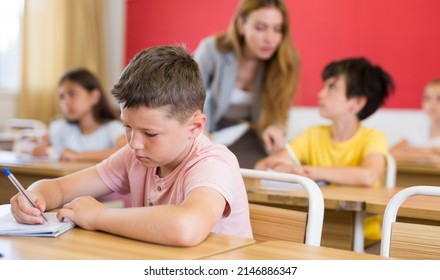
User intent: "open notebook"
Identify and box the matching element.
[260,179,329,192]
[0,211,75,237]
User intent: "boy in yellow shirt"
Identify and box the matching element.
[256,57,394,240]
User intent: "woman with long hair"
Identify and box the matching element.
[194,0,300,168]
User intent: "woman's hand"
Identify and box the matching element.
[262,125,285,154]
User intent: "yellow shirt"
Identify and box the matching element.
[290,125,388,240]
[290,125,387,175]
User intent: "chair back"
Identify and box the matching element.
[388,222,440,259]
[380,186,440,258]
[385,153,396,189]
[249,203,307,243]
[4,118,47,139]
[241,168,324,246]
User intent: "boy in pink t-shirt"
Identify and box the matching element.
[10,45,252,246]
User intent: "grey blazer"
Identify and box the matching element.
[193,37,264,132]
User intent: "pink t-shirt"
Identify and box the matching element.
[95,134,252,238]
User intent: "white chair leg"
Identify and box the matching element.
[353,211,365,253]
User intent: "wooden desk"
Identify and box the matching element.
[0,228,255,260]
[396,160,440,187]
[0,150,95,204]
[204,240,388,260]
[366,187,440,223]
[245,178,371,251]
[245,179,405,252]
[246,179,440,252]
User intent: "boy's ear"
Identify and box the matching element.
[187,110,206,138]
[351,96,367,113]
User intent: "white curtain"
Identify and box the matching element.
[18,0,108,123]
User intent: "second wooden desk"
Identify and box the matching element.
[0,150,95,204]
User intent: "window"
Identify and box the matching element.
[0,0,23,92]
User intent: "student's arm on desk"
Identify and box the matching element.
[11,165,226,246]
[15,133,50,157]
[9,166,112,225]
[304,153,385,187]
[391,139,440,163]
[59,187,226,247]
[255,149,305,174]
[59,135,126,162]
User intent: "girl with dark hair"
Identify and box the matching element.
[32,68,126,162]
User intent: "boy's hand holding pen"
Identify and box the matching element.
[3,167,49,224]
[255,144,305,176]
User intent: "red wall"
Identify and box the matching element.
[126,0,440,109]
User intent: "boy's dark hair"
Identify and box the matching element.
[111,45,206,123]
[322,57,394,120]
[58,68,117,123]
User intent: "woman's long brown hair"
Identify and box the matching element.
[216,0,300,132]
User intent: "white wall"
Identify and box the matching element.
[0,92,18,130]
[287,107,427,147]
[105,0,125,93]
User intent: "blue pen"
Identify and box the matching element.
[2,167,49,223]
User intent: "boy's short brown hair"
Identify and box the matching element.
[111,45,206,123]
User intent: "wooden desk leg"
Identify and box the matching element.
[353,211,365,253]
